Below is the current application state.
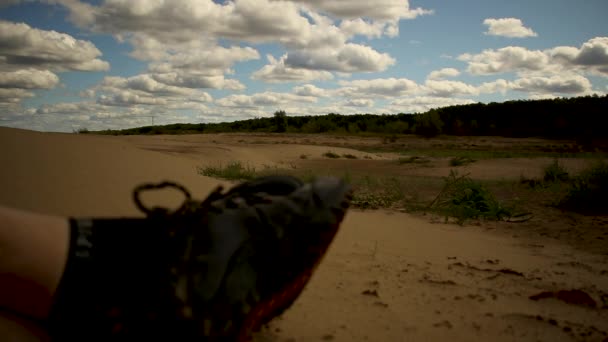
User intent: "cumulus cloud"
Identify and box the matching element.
[389,97,477,113]
[423,80,479,97]
[0,88,33,104]
[337,78,419,98]
[427,67,460,80]
[0,20,109,105]
[251,54,334,83]
[285,43,396,73]
[459,37,608,77]
[477,79,511,94]
[293,84,327,97]
[91,74,213,107]
[0,20,109,72]
[458,46,549,75]
[510,74,592,94]
[339,19,393,39]
[345,98,374,107]
[483,18,537,38]
[216,92,317,108]
[289,0,433,20]
[52,0,403,80]
[146,44,259,71]
[549,37,608,76]
[0,69,59,89]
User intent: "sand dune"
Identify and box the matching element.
[1,127,606,341]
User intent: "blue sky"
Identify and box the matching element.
[1,0,607,131]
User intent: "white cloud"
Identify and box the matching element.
[477,79,511,94]
[52,0,401,78]
[0,69,59,89]
[152,73,246,90]
[458,46,549,75]
[251,54,334,83]
[337,78,419,98]
[510,74,592,94]
[427,67,460,80]
[0,20,109,72]
[285,43,396,73]
[216,92,317,108]
[483,18,537,38]
[345,98,374,107]
[549,37,608,76]
[423,80,479,97]
[389,97,476,113]
[459,37,608,77]
[146,44,259,71]
[289,0,433,20]
[339,19,389,39]
[91,74,213,107]
[293,84,327,97]
[0,88,33,104]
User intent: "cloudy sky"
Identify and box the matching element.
[1,0,607,132]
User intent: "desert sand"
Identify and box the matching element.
[0,126,606,341]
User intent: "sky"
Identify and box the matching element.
[0,0,607,132]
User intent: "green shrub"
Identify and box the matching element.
[323,151,340,158]
[398,156,429,164]
[449,156,475,167]
[343,154,358,159]
[429,170,511,224]
[197,161,257,180]
[558,161,608,214]
[543,159,569,182]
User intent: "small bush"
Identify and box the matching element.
[429,170,512,224]
[543,159,569,182]
[323,151,340,159]
[343,154,358,159]
[300,154,308,159]
[197,161,257,180]
[519,174,543,188]
[449,156,475,167]
[398,156,429,164]
[558,161,608,214]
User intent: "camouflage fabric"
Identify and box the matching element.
[48,176,352,341]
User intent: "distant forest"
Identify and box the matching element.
[97,95,608,145]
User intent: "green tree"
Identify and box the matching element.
[414,110,444,138]
[273,110,287,132]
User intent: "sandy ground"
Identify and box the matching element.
[1,127,607,341]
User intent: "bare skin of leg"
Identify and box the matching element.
[0,205,70,339]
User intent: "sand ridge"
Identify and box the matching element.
[1,127,606,341]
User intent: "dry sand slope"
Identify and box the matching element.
[0,127,607,342]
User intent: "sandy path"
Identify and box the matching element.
[1,127,606,341]
[257,210,607,341]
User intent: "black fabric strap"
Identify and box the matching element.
[47,217,170,340]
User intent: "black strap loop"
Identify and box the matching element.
[133,181,193,216]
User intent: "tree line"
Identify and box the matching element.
[97,95,608,145]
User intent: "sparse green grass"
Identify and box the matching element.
[427,170,514,225]
[197,157,604,225]
[398,156,430,164]
[343,153,358,159]
[323,151,340,158]
[449,156,476,167]
[558,161,608,214]
[543,159,570,182]
[197,161,258,180]
[393,149,607,160]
